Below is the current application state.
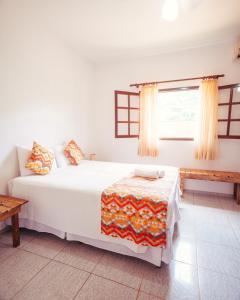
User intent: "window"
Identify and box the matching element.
[158,89,200,139]
[114,84,240,140]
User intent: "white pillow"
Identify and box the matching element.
[17,147,33,176]
[53,145,70,168]
[17,146,57,176]
[49,148,57,170]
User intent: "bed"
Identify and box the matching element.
[8,160,180,266]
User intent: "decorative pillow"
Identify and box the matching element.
[25,142,54,175]
[17,146,57,176]
[64,140,84,165]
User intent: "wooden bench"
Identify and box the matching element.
[180,168,240,204]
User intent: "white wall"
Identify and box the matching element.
[0,1,95,194]
[0,0,239,197]
[93,42,240,194]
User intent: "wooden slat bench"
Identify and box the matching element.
[180,168,240,204]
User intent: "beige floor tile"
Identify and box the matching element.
[0,228,38,247]
[173,237,197,265]
[195,222,240,248]
[55,241,104,272]
[228,211,240,229]
[219,196,240,212]
[194,193,221,209]
[179,206,197,224]
[182,191,194,199]
[194,192,218,199]
[179,202,195,211]
[0,249,49,300]
[199,267,240,300]
[193,207,229,226]
[21,232,67,259]
[140,260,200,300]
[197,241,240,279]
[181,191,195,206]
[137,292,160,300]
[75,274,137,300]
[232,225,240,245]
[13,260,89,300]
[93,252,144,289]
[180,207,197,224]
[0,242,18,263]
[174,217,196,240]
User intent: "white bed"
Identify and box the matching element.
[8,160,180,266]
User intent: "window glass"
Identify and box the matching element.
[158,90,200,138]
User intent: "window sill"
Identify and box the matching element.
[115,136,194,141]
[159,137,194,141]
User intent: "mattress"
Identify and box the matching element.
[8,160,180,266]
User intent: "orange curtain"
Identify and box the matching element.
[195,78,219,160]
[138,84,159,157]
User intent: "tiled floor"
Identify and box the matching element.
[1,191,240,300]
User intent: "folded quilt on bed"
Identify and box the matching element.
[101,175,172,247]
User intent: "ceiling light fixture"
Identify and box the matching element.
[161,0,179,21]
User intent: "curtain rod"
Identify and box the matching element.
[130,74,225,88]
[158,83,240,93]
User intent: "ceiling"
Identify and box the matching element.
[2,0,240,63]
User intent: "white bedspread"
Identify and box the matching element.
[8,160,180,265]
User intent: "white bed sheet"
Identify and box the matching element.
[8,160,180,266]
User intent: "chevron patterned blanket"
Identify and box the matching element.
[101,175,173,248]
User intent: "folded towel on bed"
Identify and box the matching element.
[134,168,165,179]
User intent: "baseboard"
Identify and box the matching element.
[184,189,233,198]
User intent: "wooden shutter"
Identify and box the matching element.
[115,90,140,138]
[218,84,240,139]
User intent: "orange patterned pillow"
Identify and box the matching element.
[25,142,54,175]
[64,140,84,165]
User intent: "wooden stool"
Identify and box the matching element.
[0,195,28,247]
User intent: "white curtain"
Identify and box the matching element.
[195,78,219,160]
[138,84,159,157]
